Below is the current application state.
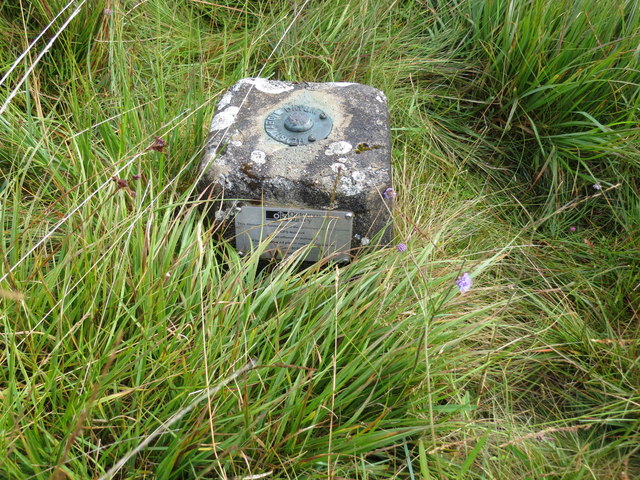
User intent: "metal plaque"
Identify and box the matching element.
[234,206,353,262]
[264,105,333,146]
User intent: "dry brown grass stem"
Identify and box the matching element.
[499,424,592,448]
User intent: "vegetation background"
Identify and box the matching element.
[0,0,638,478]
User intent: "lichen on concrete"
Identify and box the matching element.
[210,106,239,131]
[250,150,266,165]
[325,141,353,156]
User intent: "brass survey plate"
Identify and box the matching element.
[234,206,353,262]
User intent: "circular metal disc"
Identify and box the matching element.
[264,105,333,146]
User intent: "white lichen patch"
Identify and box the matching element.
[238,78,294,94]
[352,171,366,182]
[340,175,364,196]
[217,91,234,110]
[214,208,227,221]
[213,155,227,166]
[325,141,352,156]
[215,173,233,191]
[210,106,239,131]
[250,150,266,165]
[338,168,369,196]
[230,140,243,147]
[331,162,346,173]
[334,82,356,87]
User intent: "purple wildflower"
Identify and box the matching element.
[383,187,397,200]
[456,272,472,293]
[104,8,113,16]
[396,243,407,252]
[569,226,577,232]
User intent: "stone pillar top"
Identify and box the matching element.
[199,78,393,259]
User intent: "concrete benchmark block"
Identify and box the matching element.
[198,77,393,262]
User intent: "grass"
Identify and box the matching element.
[1,0,639,478]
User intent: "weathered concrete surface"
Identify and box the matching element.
[198,77,393,252]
